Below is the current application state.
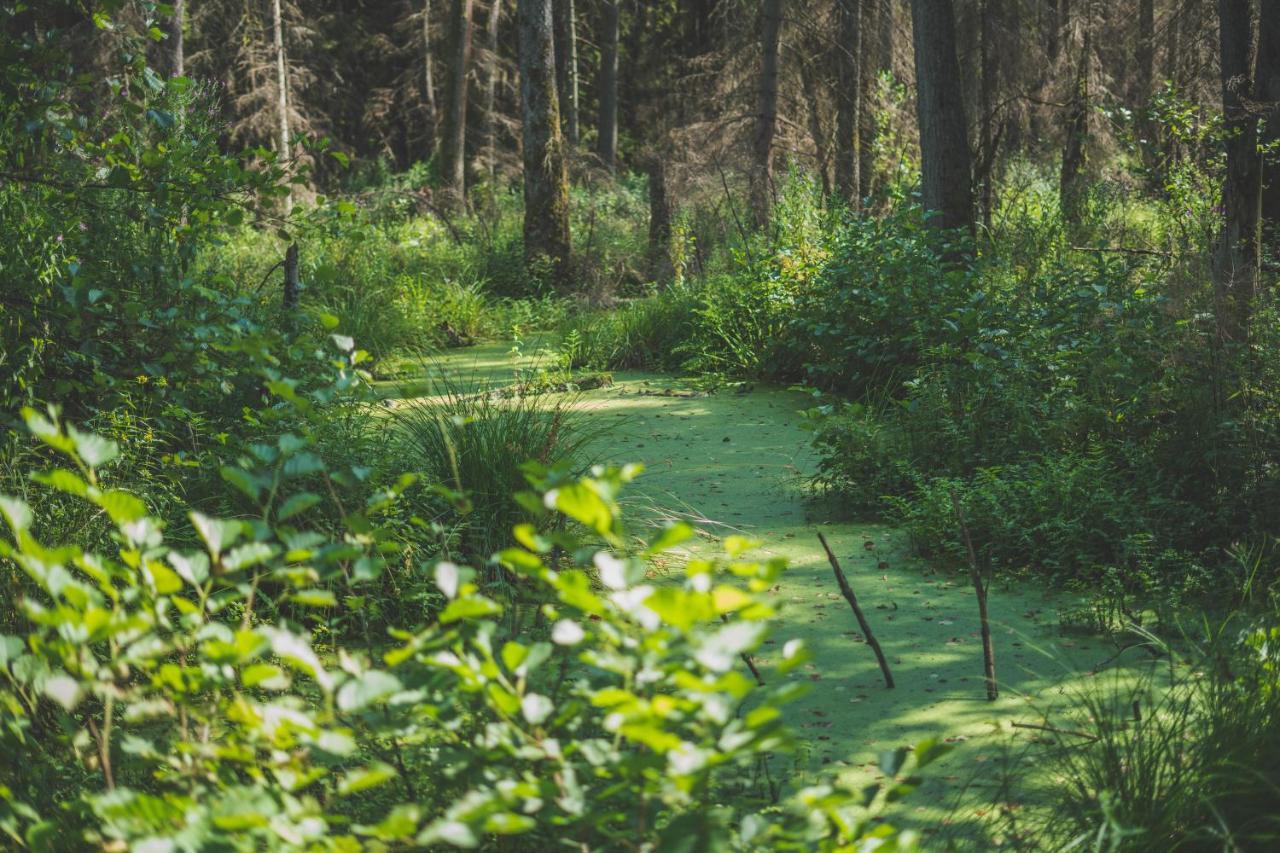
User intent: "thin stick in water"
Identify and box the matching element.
[817,531,895,689]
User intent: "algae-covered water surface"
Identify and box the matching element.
[383,344,1162,845]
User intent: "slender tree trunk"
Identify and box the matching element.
[424,0,439,153]
[1059,0,1090,224]
[1135,0,1157,178]
[271,0,292,215]
[440,0,474,208]
[1258,1,1280,238]
[517,0,572,284]
[554,0,580,145]
[798,47,831,198]
[909,0,974,243]
[596,0,620,170]
[172,0,185,77]
[647,156,674,284]
[479,0,504,177]
[750,0,783,228]
[835,0,861,207]
[977,0,998,230]
[1214,0,1261,343]
[858,0,882,202]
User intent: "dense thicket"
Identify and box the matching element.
[4,0,1280,849]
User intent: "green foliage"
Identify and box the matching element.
[0,410,940,850]
[1021,613,1280,850]
[390,370,602,568]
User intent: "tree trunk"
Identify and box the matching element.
[750,0,783,228]
[858,0,882,202]
[1059,0,1090,224]
[647,157,674,284]
[909,0,974,243]
[271,0,292,215]
[1258,1,1280,238]
[596,0,620,170]
[283,243,300,310]
[798,46,832,198]
[554,0,580,146]
[977,0,998,230]
[423,0,439,154]
[518,0,572,285]
[835,0,861,208]
[1213,0,1261,343]
[1135,0,1157,178]
[479,0,504,177]
[440,0,474,209]
[172,0,185,77]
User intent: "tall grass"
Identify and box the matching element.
[390,368,604,567]
[1020,614,1280,850]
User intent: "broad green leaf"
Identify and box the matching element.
[339,762,397,795]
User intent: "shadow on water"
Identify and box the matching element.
[400,342,1160,846]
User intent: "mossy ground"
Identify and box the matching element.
[383,343,1161,846]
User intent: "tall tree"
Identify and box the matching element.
[478,0,504,177]
[835,0,861,207]
[423,0,439,152]
[858,0,884,202]
[271,0,292,214]
[1134,0,1157,178]
[517,0,572,283]
[1059,0,1091,224]
[553,0,579,145]
[597,0,620,170]
[976,0,1000,229]
[1213,0,1261,342]
[750,0,783,227]
[1258,1,1280,235]
[172,0,185,77]
[909,0,973,241]
[440,0,474,208]
[797,42,831,197]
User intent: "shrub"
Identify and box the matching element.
[0,411,944,850]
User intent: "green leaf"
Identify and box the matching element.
[190,512,243,555]
[223,542,277,571]
[520,693,554,725]
[337,670,403,712]
[277,492,322,521]
[144,561,183,595]
[879,747,910,778]
[92,490,146,524]
[43,673,82,710]
[291,589,337,608]
[220,466,262,501]
[644,521,695,556]
[67,425,119,468]
[0,497,33,536]
[31,469,88,497]
[438,596,502,624]
[22,408,73,454]
[339,762,397,795]
[548,481,615,536]
[241,663,289,690]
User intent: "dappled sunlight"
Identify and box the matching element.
[421,349,1167,841]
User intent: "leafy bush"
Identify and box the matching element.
[0,410,945,850]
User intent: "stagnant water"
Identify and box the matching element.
[378,343,1165,845]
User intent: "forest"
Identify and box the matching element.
[2,0,1279,848]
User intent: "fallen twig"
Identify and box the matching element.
[952,493,998,701]
[816,532,895,689]
[1010,721,1098,742]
